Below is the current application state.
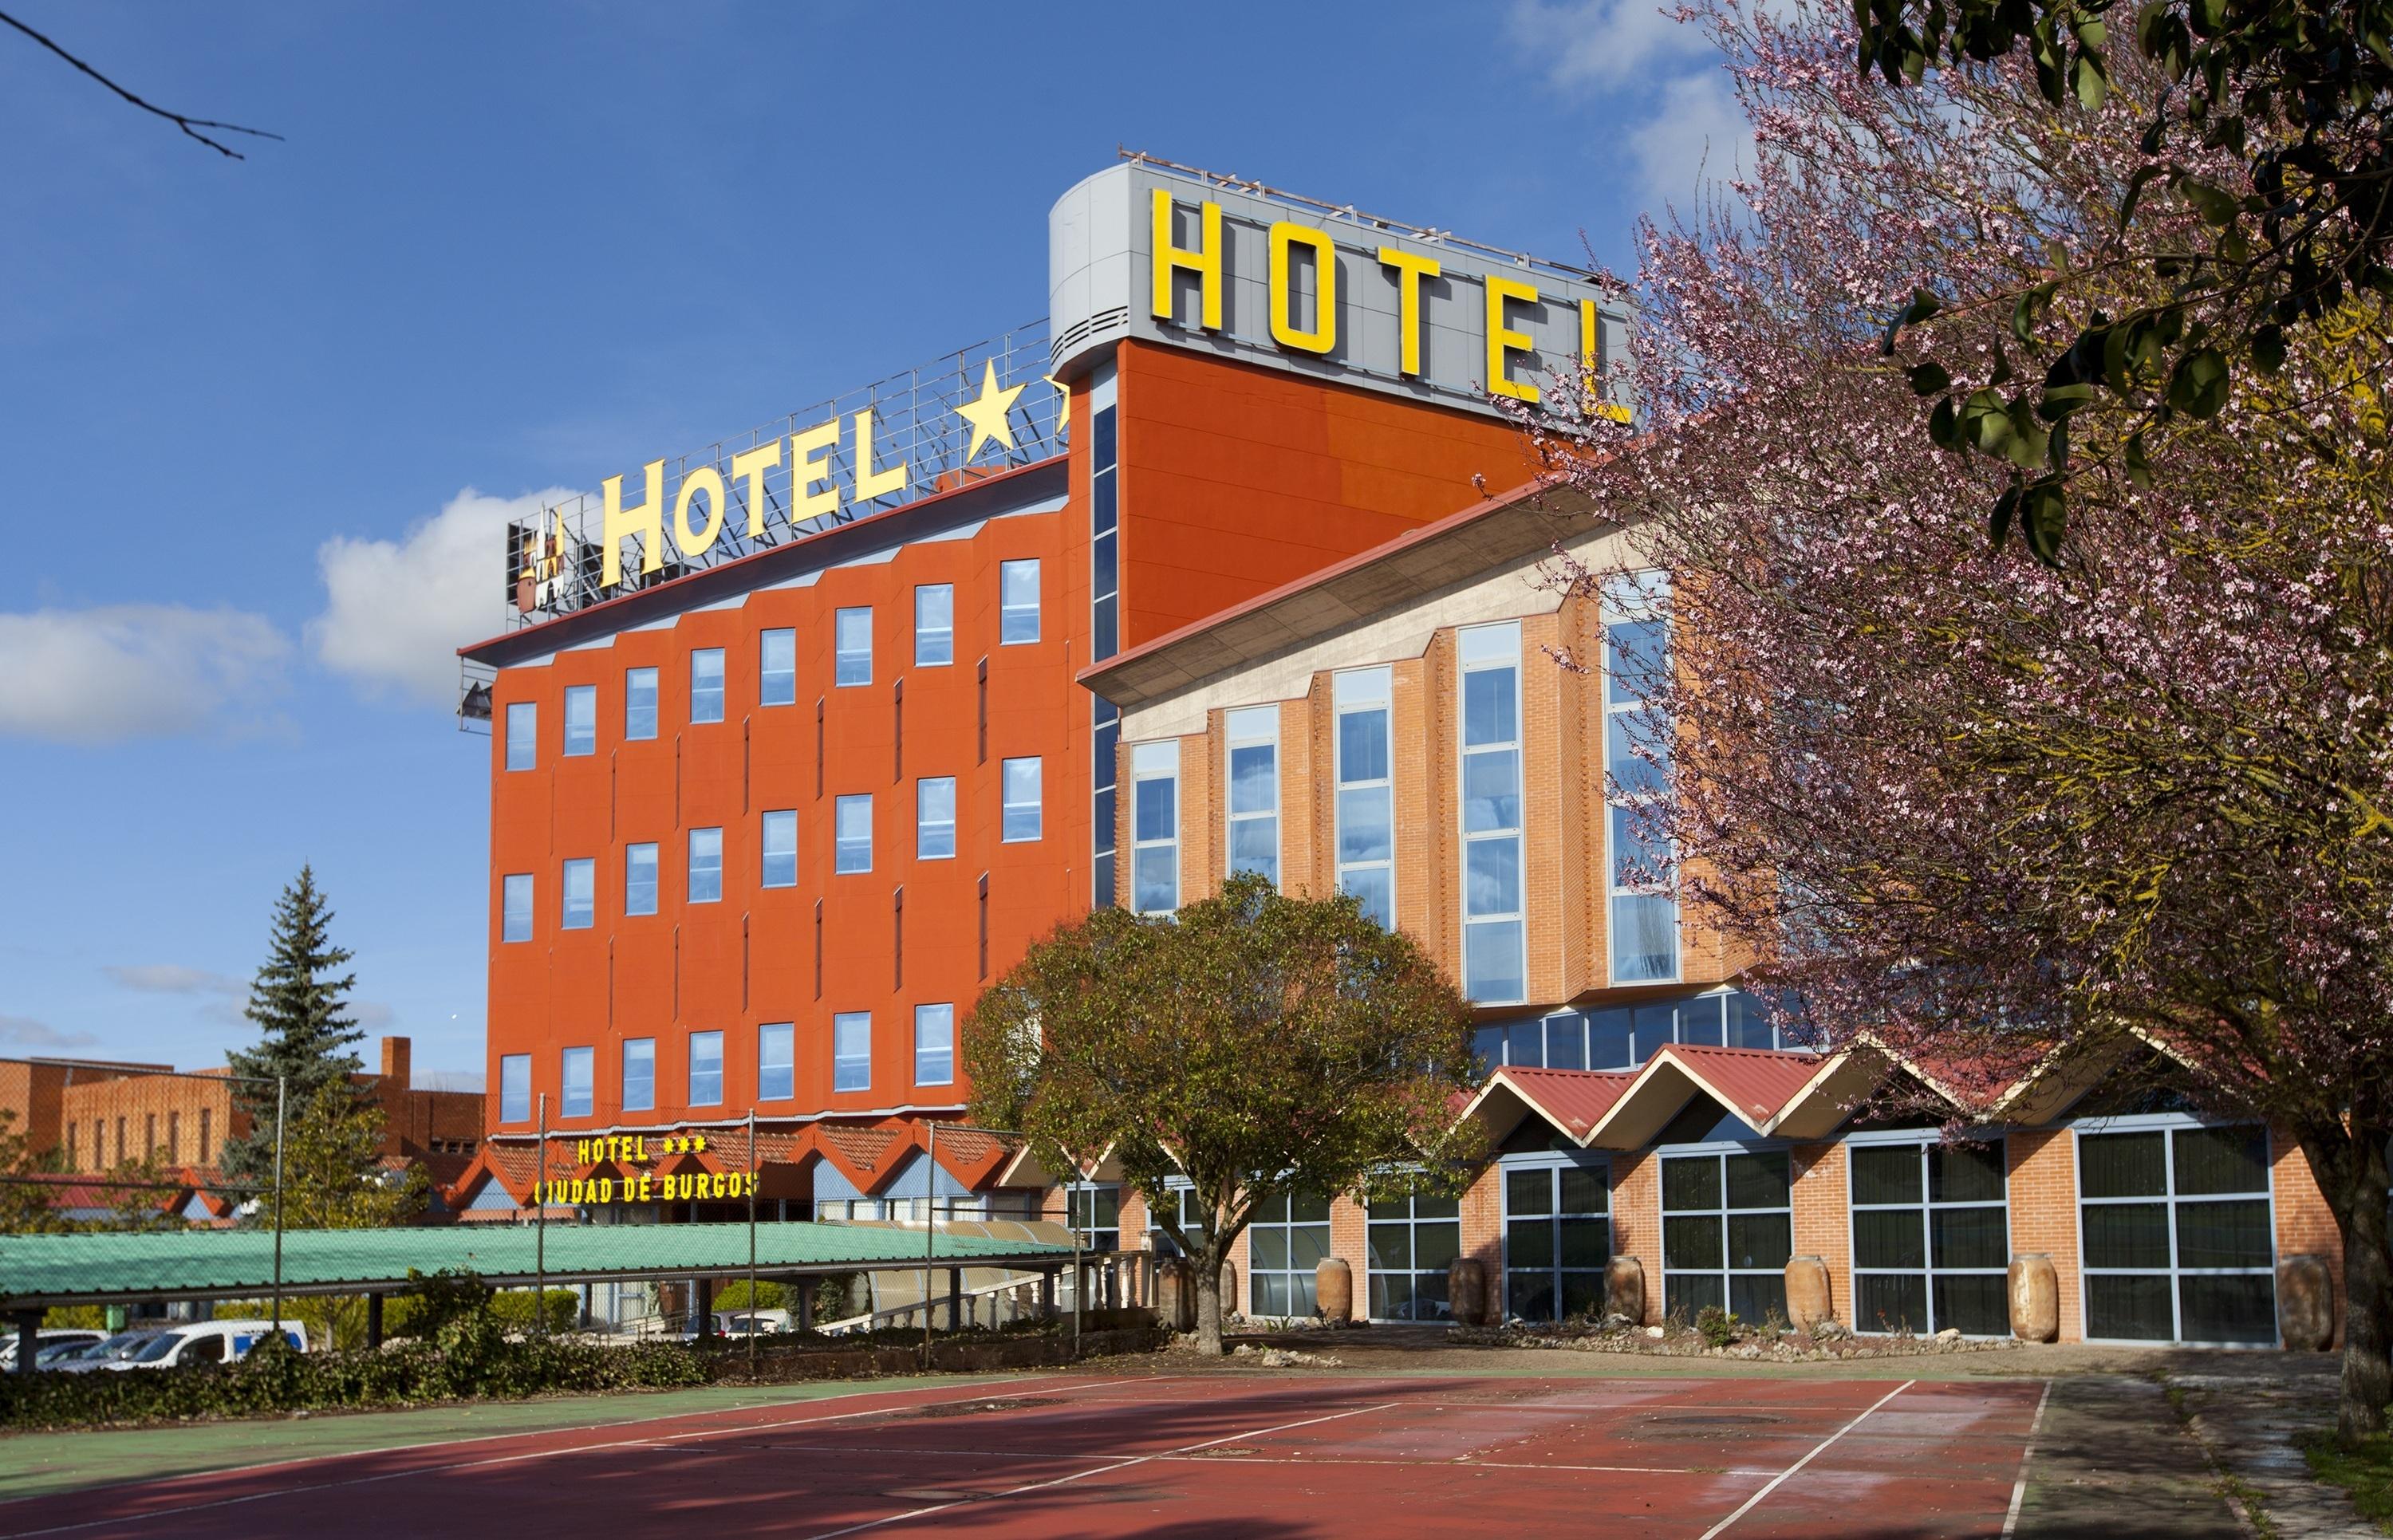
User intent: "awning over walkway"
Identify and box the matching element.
[0,1221,1078,1309]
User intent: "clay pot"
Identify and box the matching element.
[1605,1256,1646,1325]
[1784,1256,1833,1331]
[2279,1254,2334,1351]
[1218,1260,1239,1318]
[1156,1258,1196,1333]
[1448,1258,1488,1326]
[2008,1254,2059,1343]
[1315,1256,1354,1323]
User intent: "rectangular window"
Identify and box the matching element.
[833,1012,872,1093]
[758,1023,794,1101]
[1069,1184,1121,1252]
[1851,1138,2009,1337]
[1093,699,1119,908]
[999,558,1041,644]
[1605,573,1677,982]
[917,777,957,861]
[1662,1149,1792,1322]
[1334,668,1394,927]
[1503,1160,1611,1322]
[625,842,658,916]
[500,1054,531,1123]
[561,857,595,930]
[687,1030,723,1106]
[914,1002,955,1087]
[760,628,796,707]
[625,667,658,740]
[914,584,954,667]
[836,794,873,872]
[1002,756,1043,842]
[1248,1191,1334,1317]
[688,827,723,904]
[2079,1122,2276,1345]
[761,809,798,888]
[835,607,872,687]
[1459,624,1525,1002]
[502,873,533,943]
[1130,740,1179,913]
[562,685,597,756]
[621,1038,656,1114]
[690,648,725,724]
[561,1046,593,1119]
[504,702,536,770]
[1368,1187,1465,1322]
[1090,385,1119,660]
[1224,704,1279,885]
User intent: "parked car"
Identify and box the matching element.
[107,1319,309,1369]
[717,1310,793,1336]
[53,1330,167,1373]
[0,1329,104,1371]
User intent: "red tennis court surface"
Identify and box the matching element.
[0,1372,2048,1539]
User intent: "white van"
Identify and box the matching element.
[105,1319,308,1370]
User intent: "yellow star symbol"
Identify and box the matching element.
[953,359,1024,463]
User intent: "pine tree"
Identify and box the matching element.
[219,866,367,1187]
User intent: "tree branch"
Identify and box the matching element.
[0,8,281,160]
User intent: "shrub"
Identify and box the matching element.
[1694,1306,1741,1349]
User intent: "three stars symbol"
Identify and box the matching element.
[952,359,1026,463]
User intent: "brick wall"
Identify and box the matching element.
[1610,1151,1662,1324]
[2271,1121,2344,1346]
[1791,1141,1851,1326]
[2005,1128,2084,1342]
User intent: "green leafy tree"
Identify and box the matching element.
[0,1111,72,1235]
[221,866,365,1187]
[250,1084,428,1348]
[964,873,1481,1355]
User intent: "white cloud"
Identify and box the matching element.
[353,1000,396,1032]
[0,1014,98,1050]
[1508,0,1709,88]
[309,486,577,707]
[103,964,246,996]
[1630,69,1755,211]
[0,605,289,744]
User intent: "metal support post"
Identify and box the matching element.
[921,1120,936,1369]
[798,1276,813,1334]
[534,1093,548,1331]
[947,1267,962,1333]
[12,1310,37,1376]
[746,1109,759,1369]
[270,1076,286,1338]
[1040,1268,1055,1321]
[365,1293,384,1351]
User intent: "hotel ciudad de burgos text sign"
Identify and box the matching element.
[532,1133,759,1207]
[574,161,1631,597]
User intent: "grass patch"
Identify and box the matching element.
[2299,1431,2393,1534]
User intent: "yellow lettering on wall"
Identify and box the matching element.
[731,440,783,538]
[1581,300,1632,421]
[1484,275,1542,404]
[1150,188,1223,331]
[598,1177,613,1203]
[635,1136,649,1163]
[850,410,909,503]
[788,421,840,523]
[637,1176,652,1202]
[1267,222,1338,355]
[1378,248,1441,377]
[673,466,727,561]
[601,459,666,588]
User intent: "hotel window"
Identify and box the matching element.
[1368,1187,1463,1322]
[625,667,658,741]
[2079,1122,2277,1345]
[835,795,873,873]
[914,585,954,667]
[833,1012,872,1093]
[1069,1184,1120,1252]
[561,858,595,930]
[1334,668,1394,927]
[1460,624,1525,1002]
[1224,705,1279,884]
[562,686,596,756]
[835,607,872,687]
[1504,1159,1612,1322]
[1474,1012,1594,1075]
[1093,701,1120,907]
[914,1002,955,1087]
[621,1038,656,1114]
[688,827,723,903]
[687,1030,724,1107]
[1605,573,1677,982]
[759,628,796,707]
[1002,756,1043,842]
[1130,740,1180,913]
[561,1047,593,1119]
[501,873,533,943]
[758,1023,794,1101]
[1249,1191,1333,1317]
[761,809,797,888]
[690,648,726,724]
[500,1055,530,1123]
[999,558,1040,644]
[505,702,536,770]
[1850,1139,2009,1337]
[1662,1150,1792,1321]
[625,842,658,916]
[917,777,956,861]
[1089,366,1120,910]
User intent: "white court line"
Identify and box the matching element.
[2000,1380,2056,1539]
[799,1399,1405,1540]
[0,1375,1147,1540]
[1696,1379,1916,1539]
[704,1440,1786,1479]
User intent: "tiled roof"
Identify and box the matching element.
[1492,1068,1638,1139]
[1652,1045,1830,1124]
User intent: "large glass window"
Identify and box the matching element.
[499,1054,530,1123]
[625,842,658,916]
[502,873,533,943]
[2080,1123,2277,1345]
[1460,624,1525,1002]
[687,1030,723,1107]
[1249,1191,1334,1317]
[625,668,658,741]
[758,1023,794,1101]
[761,809,797,888]
[1662,1149,1792,1321]
[563,685,597,757]
[833,1012,871,1093]
[1000,558,1040,644]
[1147,1180,1208,1258]
[760,628,796,707]
[1002,756,1043,842]
[504,702,536,770]
[1093,699,1120,908]
[1604,573,1677,983]
[835,794,872,873]
[690,648,725,724]
[1224,704,1279,885]
[1089,369,1122,910]
[1504,1160,1610,1321]
[561,1046,593,1119]
[621,1038,655,1114]
[914,1003,954,1087]
[1334,668,1394,927]
[914,585,954,667]
[687,826,723,903]
[1069,1184,1120,1252]
[835,607,872,687]
[1130,741,1179,913]
[561,857,594,930]
[1369,1188,1463,1322]
[917,777,957,861]
[1851,1139,2009,1336]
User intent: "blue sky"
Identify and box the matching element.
[0,1,1745,1082]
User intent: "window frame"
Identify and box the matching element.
[999,558,1041,644]
[1843,1129,2013,1338]
[1458,624,1526,1003]
[1498,1152,1612,1324]
[760,809,798,889]
[757,1023,794,1102]
[835,794,873,873]
[2072,1114,2280,1348]
[1248,1190,1334,1318]
[916,776,957,861]
[501,873,534,943]
[689,648,727,725]
[686,1030,725,1108]
[562,685,597,757]
[624,666,658,741]
[913,1002,955,1088]
[759,628,796,707]
[687,826,723,904]
[1224,704,1279,886]
[560,857,595,931]
[1333,668,1395,927]
[504,701,536,771]
[625,841,659,916]
[1129,739,1180,914]
[913,584,955,668]
[1603,573,1678,984]
[834,607,873,687]
[1658,1142,1796,1324]
[1001,755,1043,843]
[832,1012,872,1093]
[560,1046,594,1119]
[1366,1185,1466,1324]
[621,1038,656,1115]
[499,1054,531,1124]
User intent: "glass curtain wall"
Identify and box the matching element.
[1334,668,1394,927]
[1503,1159,1610,1321]
[1849,1140,2010,1335]
[1459,623,1525,1002]
[1603,572,1677,982]
[1662,1149,1792,1321]
[2079,1123,2277,1345]
[1248,1192,1333,1316]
